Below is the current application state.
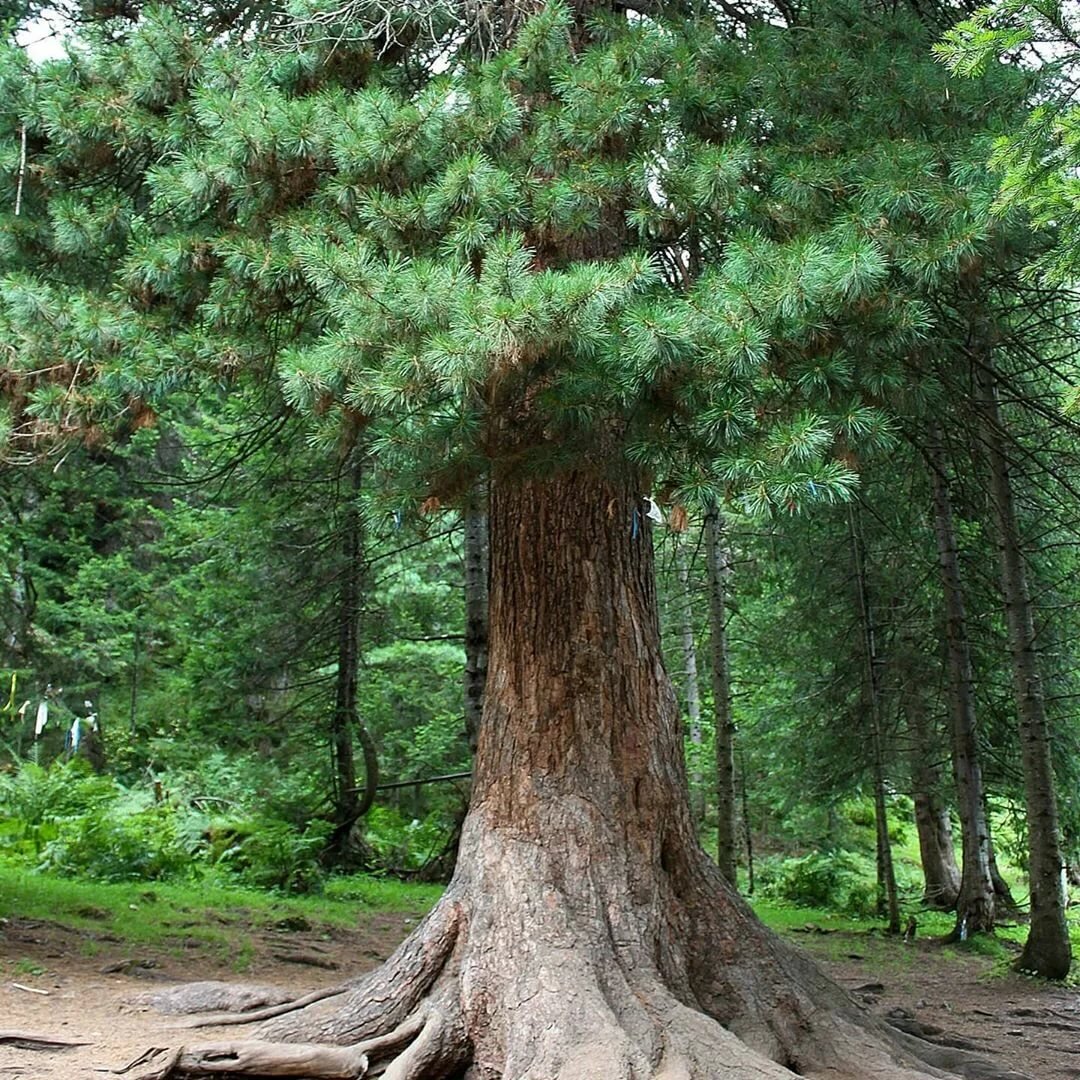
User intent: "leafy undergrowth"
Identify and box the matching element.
[0,759,462,894]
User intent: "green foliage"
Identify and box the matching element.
[38,803,192,882]
[211,817,333,893]
[0,757,326,890]
[757,851,880,918]
[937,0,1080,420]
[0,760,189,881]
[362,805,452,872]
[0,759,119,829]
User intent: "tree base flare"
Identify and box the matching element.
[126,880,1033,1080]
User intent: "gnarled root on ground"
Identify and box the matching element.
[153,893,464,1033]
[128,981,313,1017]
[135,997,466,1079]
[0,1029,91,1050]
[179,985,348,1029]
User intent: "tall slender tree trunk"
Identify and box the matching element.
[849,506,901,936]
[169,462,1007,1080]
[988,831,1021,915]
[705,502,737,886]
[926,432,997,938]
[740,751,755,896]
[907,700,961,910]
[674,538,705,823]
[463,491,489,755]
[328,451,378,859]
[977,364,1070,979]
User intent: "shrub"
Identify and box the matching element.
[759,850,879,917]
[0,759,120,828]
[38,804,192,882]
[210,816,332,893]
[363,806,452,872]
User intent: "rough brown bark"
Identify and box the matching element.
[926,432,997,939]
[704,502,737,887]
[977,364,1071,980]
[912,786,961,912]
[138,463,1033,1080]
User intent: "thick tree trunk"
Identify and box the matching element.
[705,502,737,887]
[463,493,489,755]
[907,693,960,910]
[674,539,705,824]
[978,365,1070,980]
[926,433,997,938]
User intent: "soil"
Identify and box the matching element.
[1,910,1078,1079]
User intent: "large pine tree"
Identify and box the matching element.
[0,0,1043,1076]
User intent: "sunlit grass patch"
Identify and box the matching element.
[0,866,444,961]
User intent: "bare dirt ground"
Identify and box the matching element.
[0,908,418,1078]
[2,911,1079,1079]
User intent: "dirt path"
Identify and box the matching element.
[792,924,1080,1080]
[0,908,419,1077]
[2,912,1079,1078]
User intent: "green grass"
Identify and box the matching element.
[752,898,930,974]
[0,866,445,969]
[755,888,1080,986]
[322,874,444,910]
[750,899,873,934]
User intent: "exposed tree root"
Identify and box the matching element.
[889,1030,1032,1080]
[129,982,300,1016]
[0,1029,90,1050]
[135,999,467,1080]
[253,899,462,1044]
[884,1013,985,1054]
[131,1040,369,1078]
[180,985,347,1029]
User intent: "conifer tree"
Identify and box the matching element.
[0,0,1048,1076]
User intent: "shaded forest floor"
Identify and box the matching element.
[2,884,1080,1079]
